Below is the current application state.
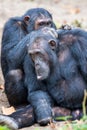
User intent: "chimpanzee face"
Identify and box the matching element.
[28,37,57,80]
[23,9,56,33]
[24,15,53,31]
[34,17,52,30]
[31,51,50,80]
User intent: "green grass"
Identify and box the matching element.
[58,90,87,130]
[58,117,87,130]
[0,126,10,130]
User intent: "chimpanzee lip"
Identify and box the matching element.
[37,75,42,80]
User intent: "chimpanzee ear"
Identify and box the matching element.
[48,39,57,50]
[24,15,30,24]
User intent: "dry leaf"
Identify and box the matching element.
[70,8,80,14]
[50,122,56,128]
[2,106,16,115]
[49,119,56,129]
[0,85,4,90]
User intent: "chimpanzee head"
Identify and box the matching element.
[27,27,58,80]
[22,8,56,33]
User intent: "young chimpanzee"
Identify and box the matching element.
[1,8,56,106]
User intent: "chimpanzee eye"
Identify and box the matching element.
[38,53,44,61]
[47,21,51,26]
[39,22,45,26]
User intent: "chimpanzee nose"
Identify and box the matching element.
[35,62,40,69]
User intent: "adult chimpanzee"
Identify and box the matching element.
[0,27,59,129]
[24,27,87,125]
[0,27,86,129]
[1,8,56,106]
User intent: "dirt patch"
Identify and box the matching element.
[0,0,87,129]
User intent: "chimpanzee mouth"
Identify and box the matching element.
[36,70,48,80]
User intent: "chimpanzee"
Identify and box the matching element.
[0,27,86,129]
[1,8,56,106]
[24,27,87,125]
[0,27,59,129]
[1,8,56,77]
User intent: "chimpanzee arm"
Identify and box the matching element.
[29,91,52,125]
[2,17,26,48]
[24,55,53,125]
[7,35,31,69]
[2,17,28,69]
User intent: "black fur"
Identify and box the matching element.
[1,28,87,129]
[1,8,56,106]
[24,28,87,124]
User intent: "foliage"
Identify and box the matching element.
[58,90,87,130]
[0,126,10,130]
[71,20,82,27]
[55,19,83,29]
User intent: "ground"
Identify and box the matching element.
[0,0,87,129]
